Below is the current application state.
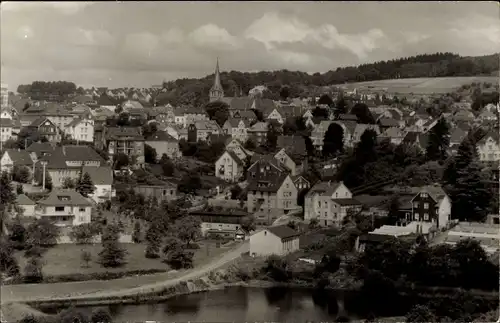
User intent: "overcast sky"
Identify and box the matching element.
[1,1,499,90]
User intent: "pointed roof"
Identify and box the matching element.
[211,57,224,93]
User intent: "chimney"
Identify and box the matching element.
[62,146,66,155]
[328,180,331,187]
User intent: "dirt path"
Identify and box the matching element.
[1,242,249,304]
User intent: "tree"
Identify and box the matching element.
[19,314,41,323]
[12,165,31,183]
[23,256,43,283]
[61,177,76,189]
[178,173,201,195]
[132,221,142,243]
[9,218,27,250]
[58,306,89,323]
[81,250,92,268]
[159,154,175,176]
[98,225,127,268]
[34,166,52,190]
[173,216,202,246]
[69,223,99,244]
[241,215,256,232]
[322,123,344,157]
[264,255,292,282]
[163,236,194,269]
[113,153,129,170]
[350,103,375,124]
[406,305,437,323]
[205,101,230,127]
[243,139,256,150]
[279,86,290,100]
[425,117,450,162]
[144,144,157,164]
[312,106,329,118]
[26,218,60,248]
[0,171,15,208]
[90,308,112,323]
[230,185,243,200]
[266,123,280,151]
[16,184,24,195]
[76,172,95,197]
[386,194,401,225]
[145,223,162,258]
[0,238,20,277]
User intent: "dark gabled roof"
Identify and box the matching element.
[26,142,57,155]
[16,194,36,205]
[233,109,256,119]
[331,198,362,206]
[277,135,307,155]
[97,94,116,106]
[106,127,143,140]
[0,118,14,127]
[29,117,55,128]
[402,131,419,144]
[247,173,289,193]
[3,149,34,166]
[267,225,301,240]
[145,131,177,142]
[38,189,92,206]
[42,146,104,169]
[225,150,244,166]
[378,118,400,128]
[82,166,113,185]
[359,233,398,243]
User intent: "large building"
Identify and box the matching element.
[1,83,8,107]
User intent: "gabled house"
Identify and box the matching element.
[452,109,475,123]
[27,117,61,142]
[223,118,250,143]
[81,166,114,203]
[402,132,429,152]
[250,225,300,257]
[232,109,256,123]
[0,118,14,143]
[351,124,381,146]
[16,194,36,217]
[304,181,362,227]
[145,131,181,160]
[477,132,500,162]
[40,145,105,187]
[379,127,405,145]
[100,126,145,166]
[410,184,451,229]
[64,118,94,143]
[0,149,36,174]
[274,148,305,176]
[187,120,221,142]
[247,154,289,182]
[311,120,333,152]
[215,150,245,182]
[292,175,311,191]
[377,118,400,131]
[26,142,57,159]
[449,128,468,147]
[35,189,93,226]
[477,107,498,122]
[184,107,209,127]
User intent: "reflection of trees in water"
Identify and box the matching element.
[264,287,302,312]
[264,287,288,305]
[108,304,122,317]
[163,294,201,315]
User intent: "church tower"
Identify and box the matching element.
[209,58,224,102]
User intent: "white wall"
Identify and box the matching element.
[250,229,282,256]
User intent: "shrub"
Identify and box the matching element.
[90,308,112,323]
[263,255,292,282]
[23,257,43,283]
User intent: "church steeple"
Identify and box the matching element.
[209,57,224,102]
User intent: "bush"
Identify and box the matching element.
[58,306,88,323]
[90,307,112,323]
[263,255,292,282]
[23,256,43,283]
[69,223,100,244]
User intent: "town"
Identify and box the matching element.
[0,52,499,323]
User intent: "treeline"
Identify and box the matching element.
[16,81,81,101]
[155,52,499,107]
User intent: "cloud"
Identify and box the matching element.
[188,24,240,49]
[64,28,115,47]
[162,28,184,44]
[244,12,388,59]
[2,2,92,15]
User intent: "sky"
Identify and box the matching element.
[1,1,499,90]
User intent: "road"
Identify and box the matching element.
[1,241,249,304]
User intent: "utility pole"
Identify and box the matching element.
[41,161,47,190]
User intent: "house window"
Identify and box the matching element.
[413,202,418,208]
[424,213,429,220]
[79,216,85,222]
[335,193,338,198]
[55,206,64,212]
[424,203,429,209]
[421,193,428,198]
[415,213,419,220]
[79,207,85,212]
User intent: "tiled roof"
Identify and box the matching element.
[106,127,143,140]
[267,225,301,240]
[145,131,177,142]
[248,122,268,132]
[26,142,57,155]
[413,184,448,203]
[234,110,257,119]
[72,95,95,104]
[38,189,93,207]
[29,117,54,128]
[42,146,104,169]
[306,181,343,198]
[247,172,288,193]
[378,118,400,128]
[225,118,249,128]
[381,127,404,139]
[3,149,34,166]
[16,193,35,205]
[82,166,113,185]
[0,118,14,127]
[332,198,362,206]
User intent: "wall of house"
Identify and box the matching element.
[250,230,283,256]
[0,126,13,142]
[281,237,300,254]
[49,169,81,187]
[19,204,35,217]
[133,185,177,201]
[215,152,242,182]
[201,222,240,236]
[36,205,92,226]
[232,125,248,142]
[0,152,13,172]
[146,140,180,160]
[437,196,451,229]
[478,137,500,162]
[247,191,278,213]
[277,176,298,211]
[89,184,113,203]
[275,150,296,176]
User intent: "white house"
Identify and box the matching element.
[266,108,284,124]
[35,189,93,226]
[64,118,94,143]
[81,166,115,203]
[477,133,500,162]
[15,194,36,217]
[215,150,244,182]
[249,225,301,257]
[304,181,362,227]
[410,184,451,229]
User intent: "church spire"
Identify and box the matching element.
[209,57,224,102]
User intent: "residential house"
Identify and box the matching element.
[26,142,56,159]
[379,127,405,145]
[187,120,221,142]
[164,124,182,140]
[377,118,400,131]
[81,166,114,203]
[402,132,429,152]
[311,120,333,152]
[19,103,47,127]
[64,118,94,143]
[42,103,77,130]
[174,109,187,128]
[145,131,181,160]
[225,138,251,161]
[247,173,298,222]
[247,154,289,181]
[215,150,245,182]
[223,118,249,143]
[292,175,311,191]
[249,225,300,257]
[0,149,36,174]
[133,181,178,202]
[16,194,36,217]
[274,148,305,176]
[97,94,117,111]
[410,184,451,229]
[232,109,257,123]
[444,222,500,255]
[452,109,475,123]
[102,127,145,165]
[477,132,500,162]
[449,128,468,147]
[153,104,175,124]
[247,122,269,146]
[0,118,14,143]
[264,106,285,124]
[476,108,498,122]
[27,117,61,142]
[190,209,247,240]
[304,181,362,227]
[185,107,209,127]
[35,189,93,226]
[0,108,13,120]
[121,100,144,111]
[41,145,104,187]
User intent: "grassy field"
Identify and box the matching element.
[14,241,227,277]
[334,76,498,94]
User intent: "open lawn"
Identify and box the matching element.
[334,76,498,94]
[14,241,227,278]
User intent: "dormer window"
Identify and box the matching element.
[57,196,70,201]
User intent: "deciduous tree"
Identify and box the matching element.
[322,123,344,157]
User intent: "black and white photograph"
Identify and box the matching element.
[0,1,499,322]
